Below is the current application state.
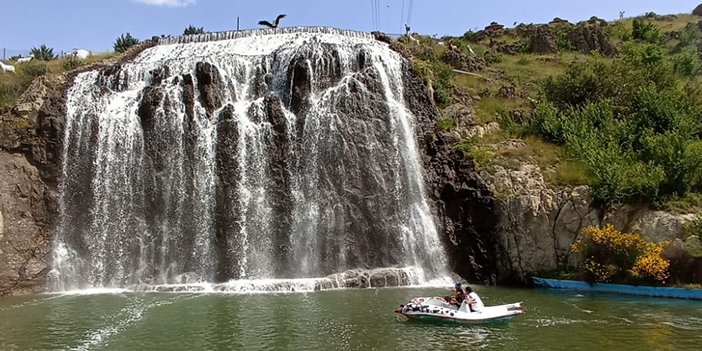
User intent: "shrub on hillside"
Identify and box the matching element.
[433,63,454,106]
[184,25,205,35]
[675,23,701,52]
[571,225,670,284]
[29,44,56,61]
[673,50,701,77]
[606,22,632,42]
[114,33,140,53]
[62,56,84,71]
[543,61,615,108]
[632,18,661,44]
[533,47,701,206]
[21,61,48,78]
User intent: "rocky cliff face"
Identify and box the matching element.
[0,75,67,295]
[0,44,153,295]
[482,153,697,283]
[402,66,500,284]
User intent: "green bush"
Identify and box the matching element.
[29,44,56,61]
[433,63,454,106]
[621,42,664,66]
[554,27,574,51]
[114,33,140,53]
[543,61,615,108]
[62,56,83,71]
[438,117,457,131]
[675,23,701,52]
[483,51,502,64]
[673,50,701,77]
[21,61,48,78]
[632,18,661,44]
[184,25,205,35]
[532,52,702,206]
[606,22,632,42]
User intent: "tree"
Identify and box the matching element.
[183,25,205,35]
[29,44,56,61]
[114,33,140,53]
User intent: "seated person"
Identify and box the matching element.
[447,282,465,306]
[464,286,484,312]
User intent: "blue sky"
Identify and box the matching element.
[0,0,699,55]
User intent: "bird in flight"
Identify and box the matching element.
[259,14,287,29]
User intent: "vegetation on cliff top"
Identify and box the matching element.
[402,12,702,211]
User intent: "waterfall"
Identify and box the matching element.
[49,28,449,292]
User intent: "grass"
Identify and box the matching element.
[552,161,592,186]
[453,73,492,93]
[0,52,116,112]
[662,193,702,214]
[495,53,567,86]
[489,136,591,186]
[438,117,458,131]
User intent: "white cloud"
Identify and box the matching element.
[134,0,197,7]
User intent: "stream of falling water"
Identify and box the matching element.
[49,28,450,292]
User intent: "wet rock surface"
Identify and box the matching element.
[0,43,156,295]
[402,61,500,284]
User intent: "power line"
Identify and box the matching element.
[400,0,406,32]
[374,0,381,31]
[407,0,415,27]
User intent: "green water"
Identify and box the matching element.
[1,286,700,350]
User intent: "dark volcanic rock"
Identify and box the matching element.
[195,62,226,117]
[288,57,312,119]
[181,74,196,126]
[567,24,616,56]
[693,4,702,16]
[214,104,242,282]
[402,61,499,284]
[264,95,294,276]
[528,25,558,54]
[442,50,486,72]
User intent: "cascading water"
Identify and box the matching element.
[49,27,449,292]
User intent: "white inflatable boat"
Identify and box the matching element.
[395,296,525,324]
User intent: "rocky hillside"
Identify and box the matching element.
[397,10,702,282]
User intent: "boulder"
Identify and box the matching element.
[528,26,558,53]
[442,50,485,72]
[567,24,616,56]
[693,4,702,16]
[442,103,474,124]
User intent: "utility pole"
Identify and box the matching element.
[2,48,5,61]
[237,17,240,31]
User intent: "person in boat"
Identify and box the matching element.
[445,282,465,306]
[464,286,484,312]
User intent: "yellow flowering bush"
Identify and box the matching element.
[631,243,670,283]
[571,225,670,284]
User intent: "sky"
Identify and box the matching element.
[0,0,700,56]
